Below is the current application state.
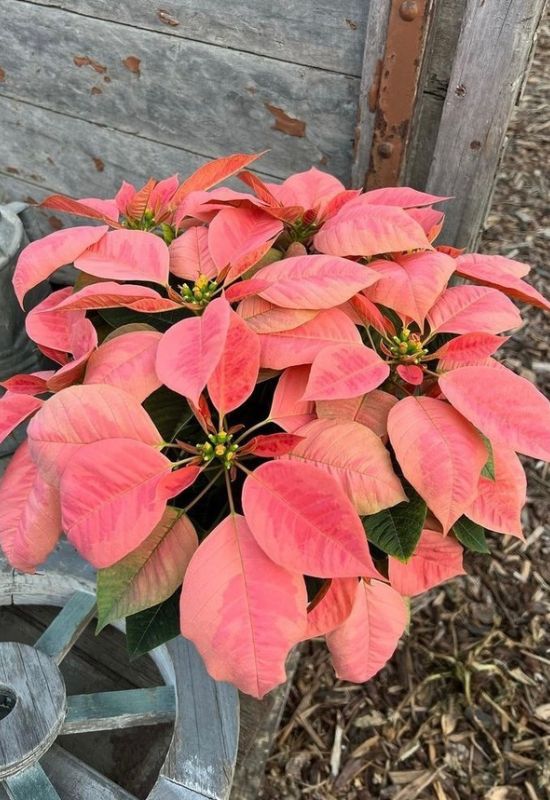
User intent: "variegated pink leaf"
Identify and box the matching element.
[48,281,181,313]
[305,578,358,639]
[350,293,396,336]
[1,372,52,395]
[75,229,170,286]
[427,285,522,334]
[364,251,455,325]
[316,389,397,438]
[156,297,231,404]
[60,438,182,568]
[396,365,424,385]
[25,287,86,353]
[180,513,307,698]
[431,332,508,369]
[13,225,109,307]
[387,397,487,532]
[84,330,162,401]
[465,444,526,538]
[455,253,549,310]
[388,529,465,596]
[245,433,304,458]
[269,366,315,432]
[207,309,260,414]
[0,441,61,572]
[314,198,431,257]
[287,418,405,514]
[27,384,162,485]
[267,167,346,218]
[208,206,282,271]
[439,366,550,461]
[0,392,43,446]
[362,187,449,208]
[242,460,381,578]
[238,295,318,334]
[96,507,198,628]
[169,226,217,280]
[406,207,445,241]
[326,579,407,682]
[260,308,361,370]
[254,255,380,309]
[303,343,389,401]
[171,153,263,204]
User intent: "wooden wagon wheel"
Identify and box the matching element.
[0,543,240,800]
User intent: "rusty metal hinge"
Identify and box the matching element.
[366,0,434,188]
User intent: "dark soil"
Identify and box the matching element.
[260,17,550,800]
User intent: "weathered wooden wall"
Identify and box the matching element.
[0,0,546,248]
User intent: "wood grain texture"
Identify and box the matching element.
[62,687,176,734]
[0,643,66,779]
[41,746,137,800]
[0,2,359,182]
[35,592,97,664]
[403,0,465,189]
[149,637,239,800]
[21,0,368,76]
[425,0,547,248]
[3,763,61,800]
[350,2,391,188]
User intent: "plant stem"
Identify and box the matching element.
[181,469,224,515]
[224,470,236,515]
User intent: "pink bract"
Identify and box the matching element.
[1,153,548,699]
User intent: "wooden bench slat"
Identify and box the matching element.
[62,687,176,734]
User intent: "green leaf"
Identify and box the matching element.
[126,590,181,660]
[481,436,496,480]
[452,516,490,553]
[96,507,197,632]
[143,385,195,442]
[362,485,427,563]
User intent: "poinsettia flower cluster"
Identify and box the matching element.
[1,153,549,699]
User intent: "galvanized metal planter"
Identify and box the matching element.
[0,544,240,800]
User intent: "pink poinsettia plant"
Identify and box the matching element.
[1,152,549,698]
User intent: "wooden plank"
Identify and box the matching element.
[403,0,465,189]
[231,648,301,800]
[35,592,97,664]
[62,687,176,734]
[0,2,360,182]
[149,637,239,800]
[24,0,369,76]
[350,3,391,187]
[4,764,61,800]
[424,0,547,248]
[42,746,137,800]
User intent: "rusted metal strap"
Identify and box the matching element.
[366,0,434,188]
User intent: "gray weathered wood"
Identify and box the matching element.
[41,746,137,800]
[62,687,176,734]
[148,638,239,800]
[24,0,369,76]
[1,2,360,182]
[350,3,391,188]
[425,0,547,248]
[0,547,241,798]
[3,763,61,800]
[403,0,466,189]
[34,592,97,664]
[0,643,66,779]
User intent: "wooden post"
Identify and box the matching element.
[418,0,546,248]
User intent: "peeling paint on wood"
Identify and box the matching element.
[265,104,306,138]
[122,56,141,76]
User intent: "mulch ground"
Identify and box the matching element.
[260,17,550,800]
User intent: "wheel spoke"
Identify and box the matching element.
[61,686,176,734]
[35,592,96,664]
[3,763,61,800]
[41,745,137,799]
